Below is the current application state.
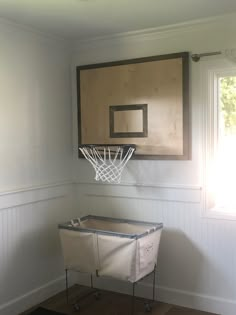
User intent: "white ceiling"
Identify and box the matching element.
[0,0,236,40]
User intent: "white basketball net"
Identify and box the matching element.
[79,145,135,183]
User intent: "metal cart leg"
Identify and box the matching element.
[132,282,136,315]
[73,274,96,312]
[92,272,101,300]
[152,264,156,302]
[65,269,69,304]
[143,265,156,312]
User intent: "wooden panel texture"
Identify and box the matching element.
[77,52,190,160]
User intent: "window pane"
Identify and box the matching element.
[214,76,236,212]
[219,77,236,136]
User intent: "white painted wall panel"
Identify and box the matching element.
[75,183,236,314]
[0,20,75,315]
[0,184,78,315]
[72,14,236,315]
[0,19,72,191]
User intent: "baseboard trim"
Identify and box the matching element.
[0,276,65,315]
[2,272,235,315]
[155,284,236,315]
[76,274,236,315]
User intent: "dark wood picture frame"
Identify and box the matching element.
[109,104,148,138]
[77,52,190,160]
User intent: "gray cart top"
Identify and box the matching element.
[58,215,163,239]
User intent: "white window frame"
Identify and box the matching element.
[201,57,236,220]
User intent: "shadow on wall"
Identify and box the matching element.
[157,228,204,293]
[0,200,75,308]
[155,227,235,312]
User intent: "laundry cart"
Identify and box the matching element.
[58,215,163,313]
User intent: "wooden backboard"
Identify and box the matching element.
[77,52,190,160]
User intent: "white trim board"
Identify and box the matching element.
[0,16,71,45]
[157,285,236,315]
[2,271,233,315]
[0,276,65,315]
[0,181,73,211]
[74,12,236,52]
[76,274,235,315]
[0,181,73,196]
[76,181,202,190]
[76,182,202,204]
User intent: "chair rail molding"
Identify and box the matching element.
[0,181,74,210]
[76,182,202,204]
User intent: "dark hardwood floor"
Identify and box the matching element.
[21,285,219,315]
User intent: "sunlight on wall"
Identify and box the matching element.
[209,76,236,213]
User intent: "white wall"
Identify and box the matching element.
[72,14,236,315]
[1,12,236,315]
[0,20,72,190]
[0,20,77,315]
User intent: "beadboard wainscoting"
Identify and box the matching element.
[74,182,236,315]
[0,182,77,315]
[0,18,74,315]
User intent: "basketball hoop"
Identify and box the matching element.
[79,144,136,183]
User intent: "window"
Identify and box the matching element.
[202,59,236,219]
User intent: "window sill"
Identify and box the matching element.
[203,206,236,220]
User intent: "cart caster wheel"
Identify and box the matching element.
[73,303,80,312]
[144,302,152,312]
[94,291,101,300]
